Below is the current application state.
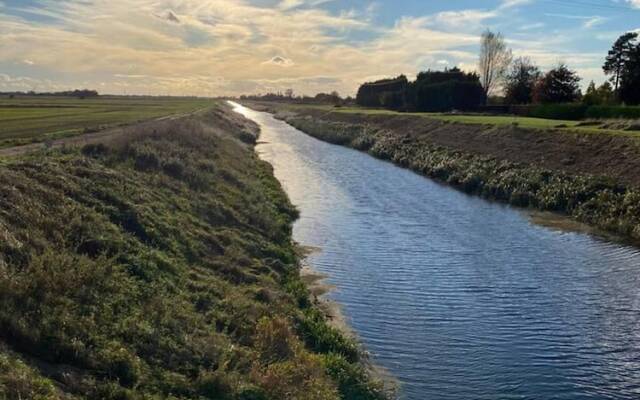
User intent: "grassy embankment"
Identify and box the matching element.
[0,96,214,148]
[275,104,640,137]
[265,105,640,244]
[0,104,386,400]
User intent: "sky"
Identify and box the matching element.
[0,0,639,97]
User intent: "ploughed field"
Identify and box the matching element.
[0,96,214,148]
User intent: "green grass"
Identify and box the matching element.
[274,103,638,137]
[0,95,215,148]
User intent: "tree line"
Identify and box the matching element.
[356,30,640,112]
[502,31,640,106]
[2,89,99,98]
[239,91,348,105]
[356,69,485,112]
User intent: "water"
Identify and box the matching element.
[230,102,640,400]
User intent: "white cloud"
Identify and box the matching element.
[278,0,336,11]
[627,0,640,9]
[500,0,533,9]
[519,22,545,30]
[154,10,181,24]
[427,9,498,29]
[0,0,615,95]
[262,56,295,67]
[583,16,606,29]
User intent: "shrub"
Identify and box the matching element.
[162,159,185,179]
[298,308,359,363]
[0,352,61,400]
[133,150,160,171]
[99,344,142,388]
[528,103,588,120]
[253,353,340,400]
[585,105,640,119]
[196,371,235,399]
[82,143,110,157]
[254,317,296,364]
[322,354,387,400]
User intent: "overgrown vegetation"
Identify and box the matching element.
[283,114,640,244]
[518,103,640,121]
[0,105,386,399]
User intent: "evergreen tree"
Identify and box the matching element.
[533,64,581,103]
[583,81,615,105]
[619,44,640,105]
[603,32,638,93]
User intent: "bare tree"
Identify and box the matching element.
[478,29,512,99]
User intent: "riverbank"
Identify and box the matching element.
[245,101,640,245]
[0,103,387,399]
[299,251,399,395]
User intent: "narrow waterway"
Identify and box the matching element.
[231,102,640,400]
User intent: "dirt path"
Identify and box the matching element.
[0,108,210,158]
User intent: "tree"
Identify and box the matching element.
[409,68,486,112]
[603,32,638,93]
[583,81,615,105]
[356,75,408,108]
[619,44,640,105]
[504,57,541,104]
[478,30,512,99]
[533,64,581,103]
[284,88,294,98]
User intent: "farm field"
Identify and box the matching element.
[274,103,638,137]
[0,95,214,148]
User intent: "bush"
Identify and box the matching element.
[298,308,359,363]
[0,352,61,400]
[528,103,588,120]
[585,105,640,119]
[254,317,296,364]
[323,354,386,400]
[511,104,640,120]
[133,150,160,171]
[253,353,340,400]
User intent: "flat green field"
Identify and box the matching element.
[0,95,215,147]
[278,104,637,137]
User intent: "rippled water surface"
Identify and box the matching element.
[231,102,640,400]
